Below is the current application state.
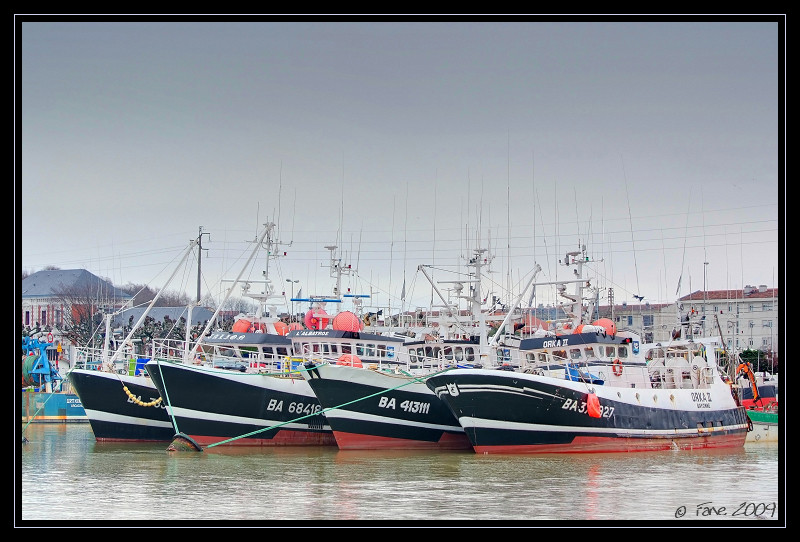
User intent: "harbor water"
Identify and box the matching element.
[18,424,784,526]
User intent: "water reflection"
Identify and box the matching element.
[19,425,781,524]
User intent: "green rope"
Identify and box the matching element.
[202,363,456,449]
[22,360,72,437]
[21,389,57,435]
[154,359,181,436]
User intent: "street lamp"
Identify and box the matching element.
[286,279,299,321]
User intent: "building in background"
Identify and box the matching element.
[21,269,133,330]
[604,285,779,356]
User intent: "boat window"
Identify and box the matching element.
[276,347,288,357]
[366,343,376,357]
[424,346,434,360]
[605,346,616,358]
[341,344,351,355]
[570,348,582,360]
[322,343,330,355]
[443,346,453,360]
[356,343,365,356]
[537,352,548,363]
[584,347,595,359]
[618,346,628,359]
[465,347,475,362]
[409,349,418,363]
[454,347,464,362]
[552,350,567,362]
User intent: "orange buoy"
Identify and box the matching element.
[231,319,252,333]
[332,311,363,332]
[337,354,363,368]
[592,318,617,336]
[304,308,329,330]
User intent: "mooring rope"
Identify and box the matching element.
[173,362,456,451]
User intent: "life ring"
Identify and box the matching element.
[612,359,623,377]
[46,333,54,343]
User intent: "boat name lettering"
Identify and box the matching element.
[561,398,614,418]
[690,392,712,403]
[542,339,568,348]
[378,396,431,414]
[266,399,322,416]
[299,331,329,336]
[66,397,82,405]
[209,333,246,340]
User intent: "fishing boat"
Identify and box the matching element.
[297,327,474,450]
[21,335,88,423]
[144,223,338,449]
[423,243,751,454]
[426,328,750,454]
[299,246,547,450]
[734,360,779,443]
[145,330,335,447]
[67,239,203,442]
[67,358,173,441]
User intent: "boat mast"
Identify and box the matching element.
[187,223,275,359]
[489,263,541,346]
[105,240,198,369]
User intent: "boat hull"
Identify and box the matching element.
[745,408,779,443]
[427,369,750,454]
[303,363,472,450]
[21,390,88,423]
[145,360,336,447]
[68,369,174,441]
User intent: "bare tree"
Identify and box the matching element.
[119,283,193,308]
[51,282,121,348]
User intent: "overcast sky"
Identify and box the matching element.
[17,16,783,316]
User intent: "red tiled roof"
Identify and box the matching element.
[679,288,778,301]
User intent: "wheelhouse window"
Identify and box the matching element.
[464,347,475,362]
[537,352,548,363]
